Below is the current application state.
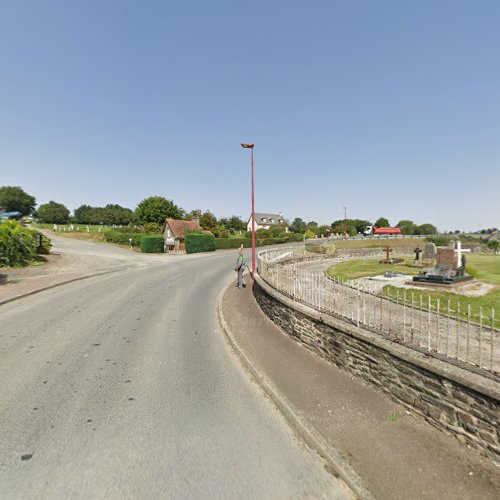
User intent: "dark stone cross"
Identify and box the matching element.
[384,246,393,261]
[414,247,422,261]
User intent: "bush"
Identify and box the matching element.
[31,230,52,254]
[215,234,304,250]
[142,222,162,234]
[104,230,144,247]
[216,238,251,250]
[185,232,216,253]
[425,235,451,247]
[0,220,38,267]
[140,235,164,253]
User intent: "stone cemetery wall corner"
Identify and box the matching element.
[253,276,500,464]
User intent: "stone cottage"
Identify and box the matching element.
[163,217,209,253]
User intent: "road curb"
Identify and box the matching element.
[0,266,135,307]
[216,281,374,500]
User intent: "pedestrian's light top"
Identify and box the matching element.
[241,143,254,149]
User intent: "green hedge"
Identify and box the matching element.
[140,235,164,253]
[215,238,250,249]
[185,232,216,254]
[0,220,38,267]
[31,230,52,254]
[215,234,303,250]
[104,230,145,247]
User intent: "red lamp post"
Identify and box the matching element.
[241,143,256,281]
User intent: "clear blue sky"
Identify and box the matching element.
[1,0,499,231]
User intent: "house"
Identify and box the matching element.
[163,217,210,252]
[488,231,500,242]
[247,212,287,232]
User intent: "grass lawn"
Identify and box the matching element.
[334,238,425,250]
[32,223,118,234]
[327,253,500,327]
[326,257,421,281]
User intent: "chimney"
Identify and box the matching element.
[193,216,200,227]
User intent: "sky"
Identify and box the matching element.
[0,0,499,232]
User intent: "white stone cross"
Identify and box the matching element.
[454,241,470,268]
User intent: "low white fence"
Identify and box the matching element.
[257,247,499,376]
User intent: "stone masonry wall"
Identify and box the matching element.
[254,277,500,464]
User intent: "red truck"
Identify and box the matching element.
[363,225,401,236]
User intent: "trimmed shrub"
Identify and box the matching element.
[0,220,38,267]
[31,230,52,254]
[185,232,216,254]
[104,230,144,247]
[140,235,164,253]
[216,238,251,250]
[215,234,303,250]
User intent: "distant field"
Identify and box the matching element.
[334,238,425,249]
[33,223,122,234]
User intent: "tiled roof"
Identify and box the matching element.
[249,212,286,225]
[165,219,204,239]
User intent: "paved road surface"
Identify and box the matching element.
[0,237,351,499]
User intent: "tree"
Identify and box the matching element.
[318,225,331,236]
[374,217,390,228]
[414,223,437,235]
[0,186,36,216]
[199,210,218,231]
[135,196,184,224]
[74,204,93,224]
[290,218,306,233]
[331,219,356,236]
[101,204,134,225]
[396,220,417,235]
[35,201,70,224]
[227,215,245,232]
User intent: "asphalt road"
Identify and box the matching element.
[0,238,351,499]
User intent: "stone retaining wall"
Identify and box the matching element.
[254,276,500,464]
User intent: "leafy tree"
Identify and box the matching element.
[304,229,316,239]
[0,186,36,216]
[199,210,218,231]
[374,217,390,228]
[35,201,70,224]
[318,225,331,236]
[415,223,437,235]
[487,240,499,251]
[101,204,134,225]
[74,204,93,224]
[290,218,306,233]
[135,196,184,224]
[396,220,417,235]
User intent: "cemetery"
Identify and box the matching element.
[325,243,500,328]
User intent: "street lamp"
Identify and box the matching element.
[241,143,256,281]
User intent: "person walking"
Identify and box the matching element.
[235,246,247,289]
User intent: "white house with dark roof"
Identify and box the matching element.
[247,212,287,232]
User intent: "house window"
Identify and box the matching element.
[279,219,283,223]
[270,218,274,223]
[262,218,267,222]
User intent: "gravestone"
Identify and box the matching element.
[379,245,403,264]
[413,246,422,264]
[423,242,437,260]
[437,248,457,269]
[413,241,471,285]
[473,246,482,253]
